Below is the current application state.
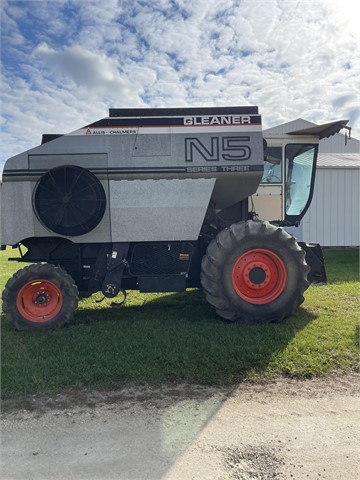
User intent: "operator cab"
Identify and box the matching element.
[253,120,350,226]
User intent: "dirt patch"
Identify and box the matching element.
[1,383,231,416]
[224,445,285,480]
[2,373,359,415]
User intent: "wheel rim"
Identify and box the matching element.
[16,279,63,322]
[232,249,287,305]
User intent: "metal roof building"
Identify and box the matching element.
[265,119,360,247]
[300,152,360,247]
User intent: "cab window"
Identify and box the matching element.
[285,144,317,217]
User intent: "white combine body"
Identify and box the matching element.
[0,106,349,330]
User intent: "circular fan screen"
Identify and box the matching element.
[33,165,106,236]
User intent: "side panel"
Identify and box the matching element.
[1,181,35,244]
[1,108,264,245]
[110,178,216,241]
[1,153,111,245]
[252,185,282,221]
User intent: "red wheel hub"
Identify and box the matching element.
[232,249,287,305]
[16,279,63,322]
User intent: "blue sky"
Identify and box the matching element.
[1,0,359,167]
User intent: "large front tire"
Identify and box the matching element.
[2,264,79,330]
[201,220,309,323]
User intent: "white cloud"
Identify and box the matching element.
[1,0,359,169]
[36,43,128,91]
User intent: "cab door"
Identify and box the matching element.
[251,143,283,221]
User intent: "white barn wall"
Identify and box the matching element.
[302,168,360,247]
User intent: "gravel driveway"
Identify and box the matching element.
[1,374,359,480]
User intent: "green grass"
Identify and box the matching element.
[1,247,359,397]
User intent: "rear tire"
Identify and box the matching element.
[201,220,309,323]
[2,263,79,330]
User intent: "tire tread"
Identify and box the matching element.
[201,220,310,324]
[2,263,79,331]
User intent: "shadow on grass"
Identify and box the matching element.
[1,247,357,398]
[1,288,318,397]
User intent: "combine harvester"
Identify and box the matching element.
[0,106,349,329]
